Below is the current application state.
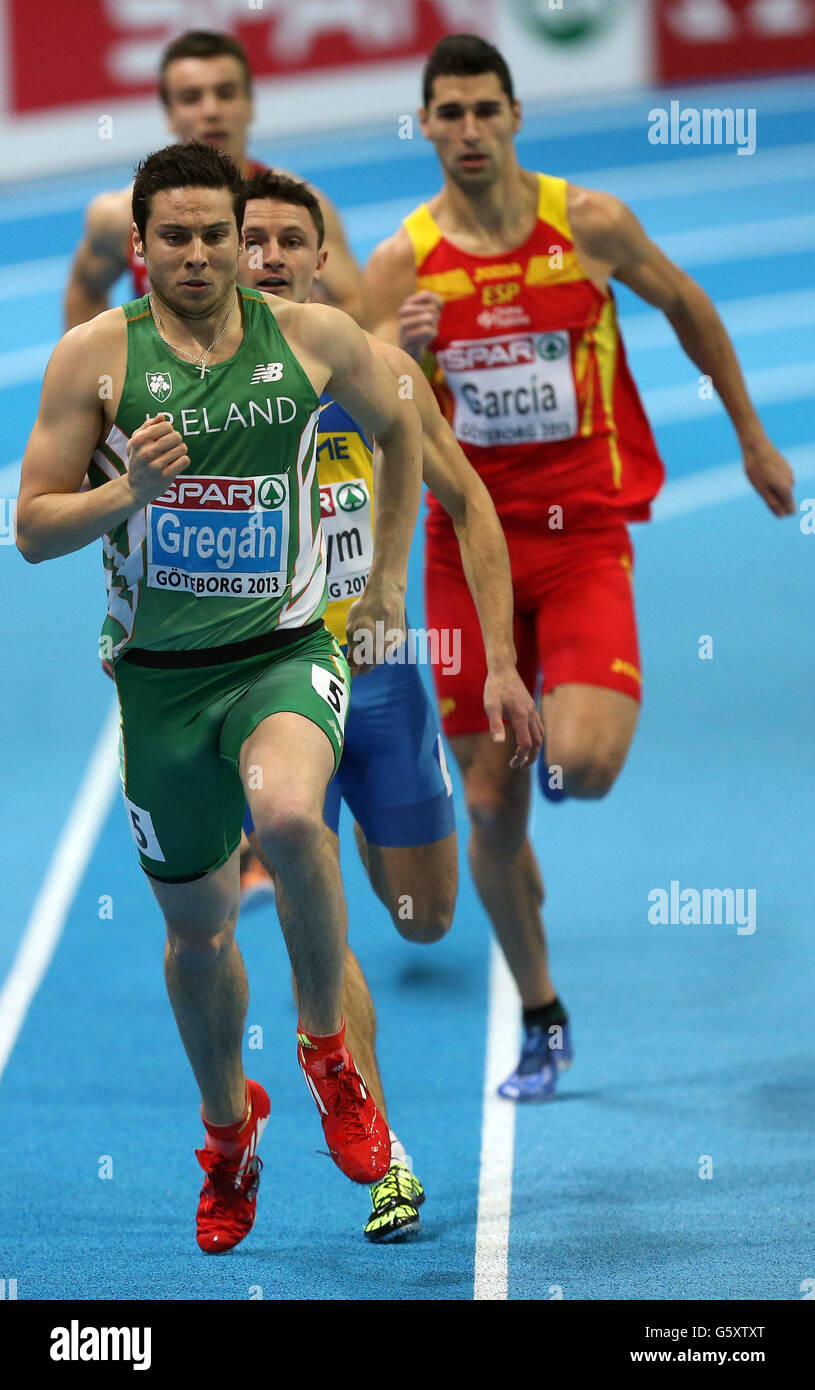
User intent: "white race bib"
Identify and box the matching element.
[437,331,578,448]
[146,473,289,599]
[319,477,373,604]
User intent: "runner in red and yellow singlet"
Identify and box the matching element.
[364,34,795,1100]
[65,30,363,327]
[403,169,664,719]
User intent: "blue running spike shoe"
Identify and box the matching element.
[498,1021,574,1101]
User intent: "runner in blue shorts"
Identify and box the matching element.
[239,170,542,1239]
[322,655,455,847]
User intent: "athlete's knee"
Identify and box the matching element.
[391,887,455,944]
[466,780,528,849]
[552,743,626,799]
[165,919,236,970]
[252,799,326,860]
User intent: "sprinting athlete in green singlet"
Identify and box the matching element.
[16,142,423,1256]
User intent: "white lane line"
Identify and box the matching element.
[0,254,69,302]
[570,142,815,203]
[0,700,120,1084]
[472,437,815,1300]
[622,288,815,351]
[0,341,52,391]
[643,361,815,427]
[473,942,520,1302]
[0,171,134,223]
[656,213,815,267]
[0,459,21,496]
[653,442,815,520]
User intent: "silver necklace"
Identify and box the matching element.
[149,292,238,379]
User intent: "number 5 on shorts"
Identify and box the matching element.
[123,795,166,862]
[311,663,350,725]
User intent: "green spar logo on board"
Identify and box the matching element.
[336,482,367,512]
[511,0,617,45]
[258,477,287,508]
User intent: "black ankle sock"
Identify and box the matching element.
[523,997,568,1030]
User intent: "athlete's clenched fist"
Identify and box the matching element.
[398,290,444,362]
[125,415,189,505]
[346,577,407,678]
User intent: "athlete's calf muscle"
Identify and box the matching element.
[357,829,458,944]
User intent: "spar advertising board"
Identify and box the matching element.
[655,0,815,80]
[499,0,651,100]
[4,1,647,115]
[5,0,462,113]
[0,0,648,181]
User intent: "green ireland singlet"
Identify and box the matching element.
[90,288,325,661]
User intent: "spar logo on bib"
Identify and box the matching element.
[337,482,367,512]
[537,333,569,361]
[146,473,290,598]
[438,330,577,447]
[258,476,286,508]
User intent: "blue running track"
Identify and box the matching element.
[1,76,813,1301]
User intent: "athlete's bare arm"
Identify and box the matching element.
[279,301,423,672]
[17,313,188,562]
[362,226,440,354]
[64,189,134,329]
[369,336,541,766]
[567,185,795,518]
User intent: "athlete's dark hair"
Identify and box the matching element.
[242,169,326,248]
[132,143,245,241]
[159,30,253,106]
[422,33,515,108]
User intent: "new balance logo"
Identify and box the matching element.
[251,362,284,384]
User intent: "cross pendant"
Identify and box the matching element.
[198,362,210,379]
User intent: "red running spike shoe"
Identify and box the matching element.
[297,1022,390,1184]
[194,1079,270,1254]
